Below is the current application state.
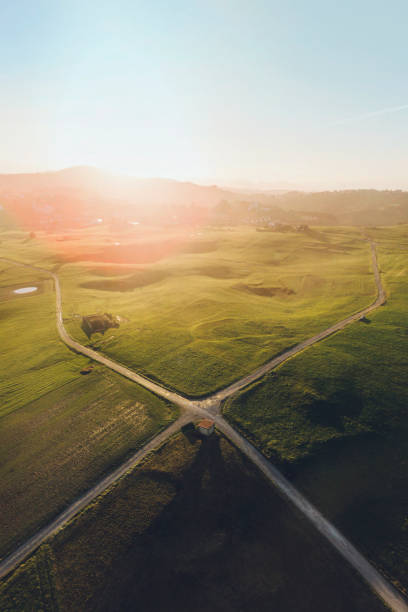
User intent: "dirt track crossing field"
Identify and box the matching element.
[1,244,408,612]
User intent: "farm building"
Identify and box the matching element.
[81,313,120,337]
[196,419,215,437]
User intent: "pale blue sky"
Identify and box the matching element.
[1,0,408,188]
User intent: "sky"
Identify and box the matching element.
[1,0,408,189]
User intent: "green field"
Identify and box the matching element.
[0,432,386,612]
[0,260,177,558]
[224,224,408,590]
[0,226,377,396]
[46,226,376,396]
[1,222,404,600]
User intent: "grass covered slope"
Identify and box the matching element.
[59,226,376,395]
[0,262,177,558]
[224,224,408,589]
[0,264,79,419]
[0,432,386,612]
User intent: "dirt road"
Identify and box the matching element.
[215,416,408,612]
[2,244,407,612]
[0,414,191,581]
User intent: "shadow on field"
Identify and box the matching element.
[291,425,408,594]
[89,435,385,612]
[304,387,364,431]
[233,283,295,297]
[80,269,167,292]
[180,422,199,444]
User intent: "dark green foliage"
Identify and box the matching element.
[81,312,119,336]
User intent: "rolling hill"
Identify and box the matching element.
[1,166,408,229]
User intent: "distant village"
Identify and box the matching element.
[1,187,323,233]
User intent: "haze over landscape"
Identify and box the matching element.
[2,0,408,189]
[2,2,408,612]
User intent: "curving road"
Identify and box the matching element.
[1,244,408,612]
[0,242,386,414]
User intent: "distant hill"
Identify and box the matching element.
[271,190,408,226]
[221,189,408,226]
[0,166,243,229]
[1,166,408,229]
[0,166,237,208]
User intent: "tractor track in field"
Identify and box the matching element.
[1,243,408,612]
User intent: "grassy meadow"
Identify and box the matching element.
[39,225,377,396]
[0,259,177,558]
[0,432,386,612]
[224,224,408,590]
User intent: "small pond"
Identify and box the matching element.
[13,286,38,294]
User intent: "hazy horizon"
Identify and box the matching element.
[2,163,408,194]
[1,1,408,190]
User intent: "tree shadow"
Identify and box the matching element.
[359,316,371,324]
